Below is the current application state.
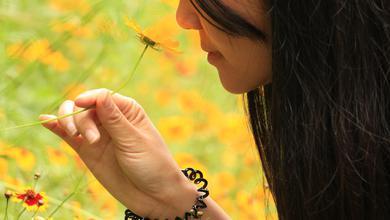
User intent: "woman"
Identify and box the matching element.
[39,0,390,219]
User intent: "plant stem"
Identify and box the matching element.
[47,191,75,218]
[16,207,26,220]
[32,207,39,218]
[1,107,93,131]
[3,199,9,220]
[112,44,149,94]
[47,171,85,218]
[1,45,149,132]
[42,44,108,114]
[33,179,38,191]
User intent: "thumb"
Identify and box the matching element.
[95,91,139,147]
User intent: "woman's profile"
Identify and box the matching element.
[40,0,390,219]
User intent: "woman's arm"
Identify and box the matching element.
[146,173,232,220]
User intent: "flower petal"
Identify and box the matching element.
[124,17,142,34]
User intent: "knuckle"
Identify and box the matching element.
[128,98,147,122]
[99,88,112,95]
[128,97,143,111]
[106,108,124,124]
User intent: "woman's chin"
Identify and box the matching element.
[218,73,248,94]
[217,70,270,94]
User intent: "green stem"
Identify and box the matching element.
[3,199,9,220]
[16,207,26,220]
[33,179,38,191]
[47,191,76,218]
[42,44,108,114]
[47,172,85,218]
[32,207,39,218]
[112,44,149,94]
[1,45,149,132]
[1,107,92,131]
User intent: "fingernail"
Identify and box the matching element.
[39,114,54,120]
[75,93,88,101]
[85,129,99,144]
[67,124,78,136]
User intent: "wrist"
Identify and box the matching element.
[151,170,199,218]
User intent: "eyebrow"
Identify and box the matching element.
[189,0,267,41]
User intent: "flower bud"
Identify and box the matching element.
[4,190,12,199]
[37,199,44,207]
[34,172,41,180]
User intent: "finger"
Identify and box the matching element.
[73,107,101,144]
[95,90,139,148]
[57,100,79,137]
[75,89,136,112]
[74,88,111,107]
[39,114,82,151]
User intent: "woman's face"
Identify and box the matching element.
[176,0,272,94]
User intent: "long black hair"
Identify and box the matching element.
[191,0,390,219]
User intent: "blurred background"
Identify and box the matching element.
[0,0,276,219]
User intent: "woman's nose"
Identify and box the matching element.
[176,0,202,30]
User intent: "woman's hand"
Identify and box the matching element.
[39,88,197,218]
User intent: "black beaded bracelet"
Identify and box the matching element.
[124,168,209,220]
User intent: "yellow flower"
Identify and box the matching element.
[51,19,92,39]
[210,172,236,199]
[0,158,8,179]
[7,40,51,62]
[243,150,261,166]
[64,83,87,100]
[6,39,70,72]
[100,199,118,218]
[155,89,172,107]
[49,0,90,14]
[158,116,194,142]
[177,90,205,113]
[4,176,23,190]
[174,152,208,177]
[222,150,237,168]
[41,51,70,72]
[6,42,26,58]
[47,146,68,166]
[95,16,125,40]
[217,113,252,146]
[24,40,51,62]
[4,147,36,172]
[125,18,180,53]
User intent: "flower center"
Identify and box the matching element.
[141,36,156,47]
[25,189,36,199]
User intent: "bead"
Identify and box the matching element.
[124,168,209,220]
